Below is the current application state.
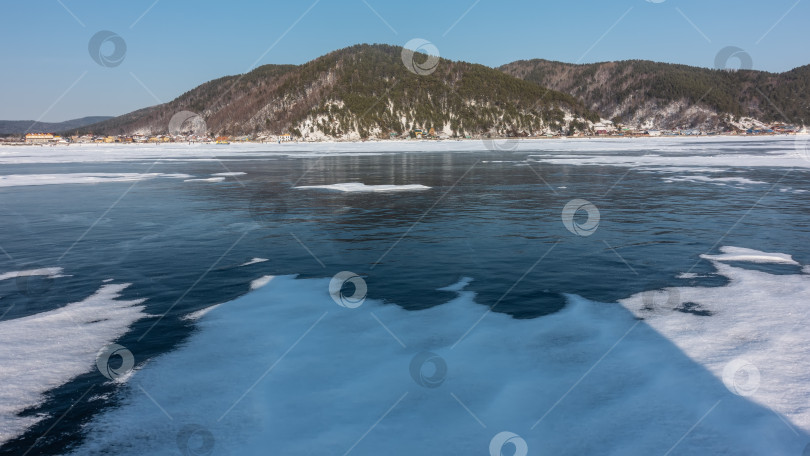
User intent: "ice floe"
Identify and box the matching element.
[0,173,192,188]
[296,183,431,192]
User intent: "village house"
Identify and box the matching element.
[24,133,54,144]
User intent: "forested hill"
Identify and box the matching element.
[0,116,112,135]
[82,44,599,139]
[500,59,810,130]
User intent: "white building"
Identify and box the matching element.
[24,133,54,144]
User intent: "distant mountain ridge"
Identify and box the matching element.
[75,45,809,138]
[0,116,113,135]
[499,59,810,130]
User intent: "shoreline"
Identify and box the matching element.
[1,133,805,148]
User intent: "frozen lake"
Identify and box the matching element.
[1,136,809,455]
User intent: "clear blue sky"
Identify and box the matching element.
[1,0,807,122]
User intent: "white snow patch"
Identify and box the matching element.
[0,283,146,445]
[701,246,799,265]
[666,175,767,186]
[182,304,222,322]
[249,275,275,290]
[0,267,65,281]
[183,177,226,183]
[239,258,269,267]
[0,137,803,167]
[621,247,810,431]
[0,173,191,188]
[296,183,430,192]
[640,167,730,174]
[676,272,700,279]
